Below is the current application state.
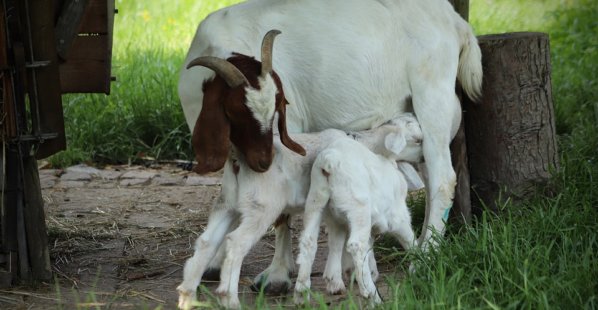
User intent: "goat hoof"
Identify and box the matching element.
[293,290,310,305]
[176,286,196,310]
[325,277,346,295]
[250,276,291,295]
[202,268,220,281]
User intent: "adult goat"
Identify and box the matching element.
[179,0,482,298]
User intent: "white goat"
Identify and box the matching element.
[180,3,482,295]
[294,135,421,304]
[177,115,423,309]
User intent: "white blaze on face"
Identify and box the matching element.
[244,75,278,133]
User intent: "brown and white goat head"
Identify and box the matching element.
[187,30,306,174]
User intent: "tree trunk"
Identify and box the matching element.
[448,0,471,223]
[464,32,558,213]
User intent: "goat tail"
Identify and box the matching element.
[457,25,483,102]
[317,149,342,177]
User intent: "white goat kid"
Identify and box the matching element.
[294,133,420,304]
[177,115,422,309]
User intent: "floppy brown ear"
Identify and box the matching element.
[277,97,306,156]
[192,83,231,174]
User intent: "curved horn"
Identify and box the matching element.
[187,56,249,88]
[260,29,281,77]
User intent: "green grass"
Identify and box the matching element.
[49,0,598,308]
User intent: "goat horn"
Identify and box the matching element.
[260,29,281,77]
[187,56,249,88]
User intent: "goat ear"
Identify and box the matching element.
[277,98,306,156]
[397,162,425,190]
[192,85,231,174]
[384,132,407,156]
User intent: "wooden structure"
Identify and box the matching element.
[0,0,115,287]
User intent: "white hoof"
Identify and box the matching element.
[176,286,196,310]
[215,288,240,309]
[293,280,311,304]
[324,277,346,295]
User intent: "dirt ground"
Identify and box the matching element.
[0,164,401,309]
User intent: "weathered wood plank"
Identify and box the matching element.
[78,0,108,33]
[0,153,18,287]
[59,59,110,93]
[58,0,115,94]
[464,32,558,213]
[65,35,108,60]
[106,0,115,88]
[55,0,91,59]
[0,6,17,139]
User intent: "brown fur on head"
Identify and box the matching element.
[191,54,305,175]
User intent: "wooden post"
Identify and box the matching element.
[23,0,66,159]
[448,0,472,223]
[22,155,52,281]
[450,0,469,20]
[464,32,558,212]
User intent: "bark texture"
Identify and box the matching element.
[464,32,558,212]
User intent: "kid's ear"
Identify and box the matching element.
[384,132,407,156]
[397,162,425,190]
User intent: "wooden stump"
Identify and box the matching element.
[464,32,559,213]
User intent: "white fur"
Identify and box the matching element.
[179,0,482,253]
[244,75,278,133]
[179,0,483,306]
[294,137,418,304]
[177,115,423,309]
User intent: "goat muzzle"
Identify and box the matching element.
[245,150,274,173]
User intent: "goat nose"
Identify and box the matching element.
[258,158,271,171]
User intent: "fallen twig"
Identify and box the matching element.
[76,302,107,307]
[127,290,165,303]
[0,294,21,305]
[0,290,59,301]
[125,270,164,281]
